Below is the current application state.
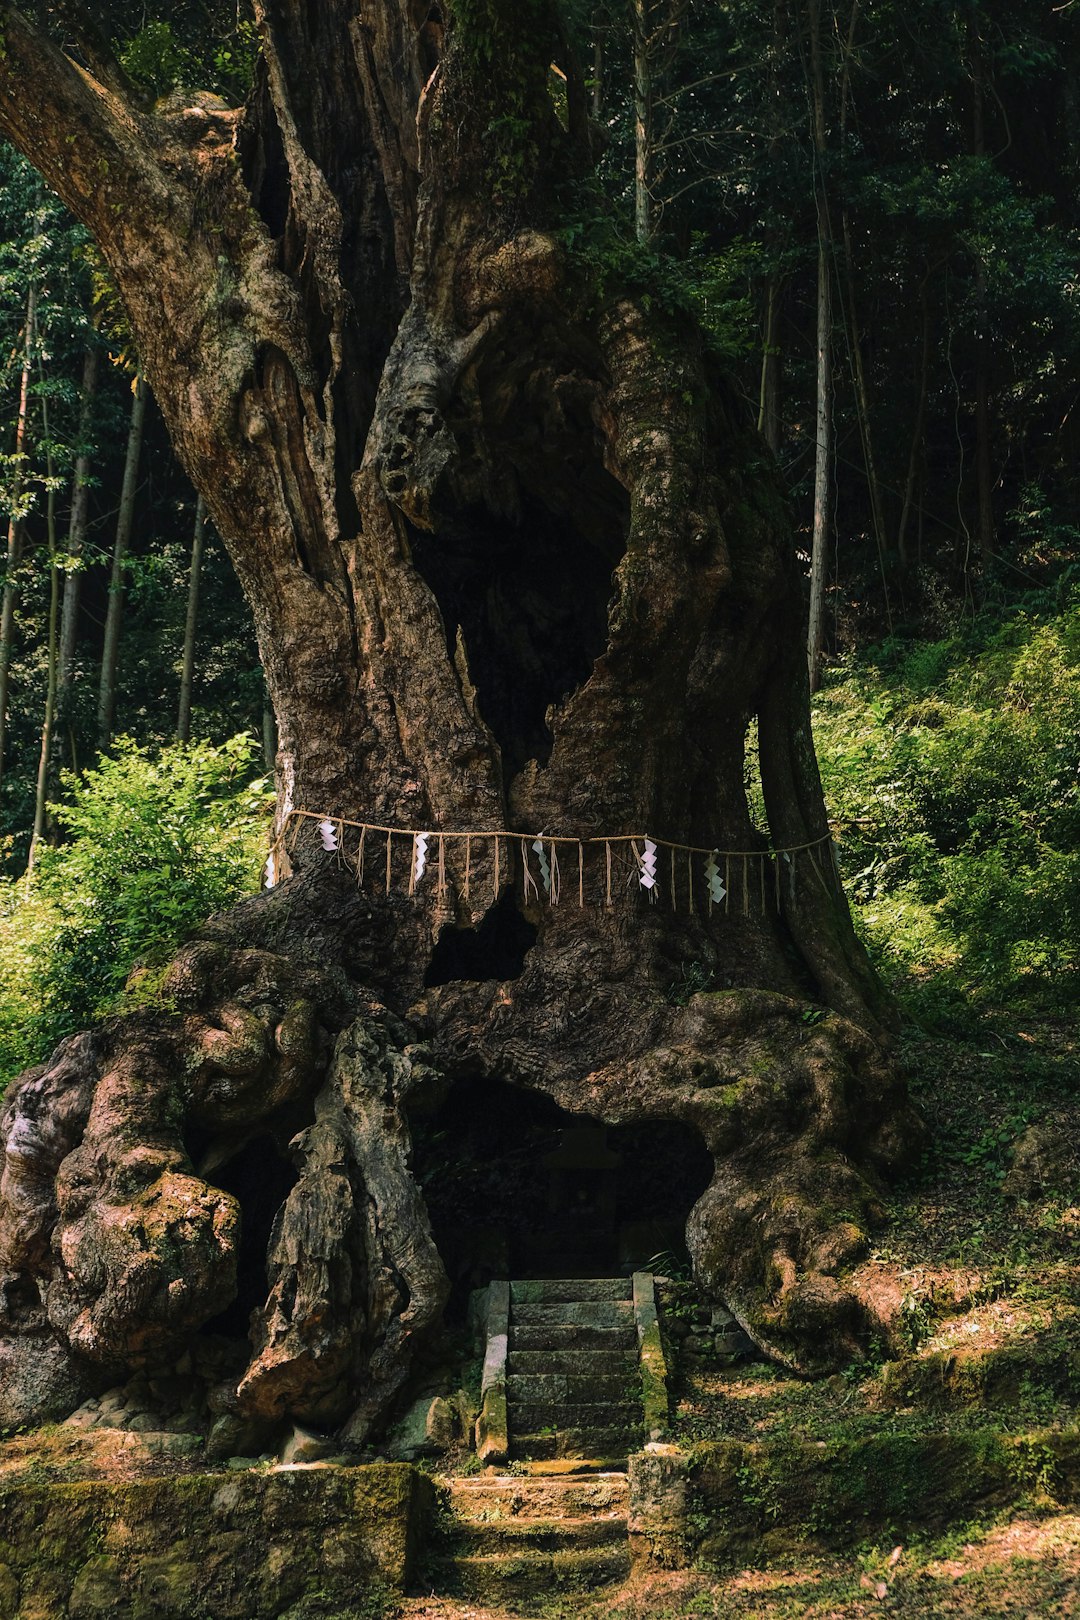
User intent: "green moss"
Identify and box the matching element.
[0,1465,427,1618]
[680,1428,1080,1568]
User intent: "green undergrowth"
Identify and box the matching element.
[813,585,1080,1030]
[0,735,270,1094]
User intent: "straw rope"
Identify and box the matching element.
[270,808,837,914]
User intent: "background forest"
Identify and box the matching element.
[0,0,1077,1098]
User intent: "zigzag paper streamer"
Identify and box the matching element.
[263,851,277,889]
[317,818,339,852]
[705,849,727,906]
[639,838,658,891]
[532,838,552,895]
[413,833,429,887]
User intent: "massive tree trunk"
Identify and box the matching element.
[0,1,920,1439]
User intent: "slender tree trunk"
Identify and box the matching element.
[973,270,994,570]
[96,373,148,753]
[806,0,832,691]
[757,0,788,459]
[28,380,59,873]
[841,212,892,620]
[57,344,100,759]
[0,283,37,798]
[969,21,994,577]
[757,277,783,455]
[897,284,931,575]
[176,495,206,744]
[631,0,653,243]
[590,24,603,118]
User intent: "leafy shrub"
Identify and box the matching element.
[814,594,1080,1022]
[0,735,270,1093]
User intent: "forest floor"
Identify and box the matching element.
[397,1507,1080,1616]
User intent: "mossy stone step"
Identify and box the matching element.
[511,1299,635,1329]
[509,1323,636,1352]
[447,1513,629,1555]
[507,1349,637,1378]
[512,1401,641,1433]
[511,1426,641,1461]
[509,1279,633,1305]
[434,1543,631,1601]
[448,1473,629,1521]
[507,1373,635,1406]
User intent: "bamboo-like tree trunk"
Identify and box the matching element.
[757,277,783,455]
[57,344,100,768]
[28,377,59,873]
[969,21,994,577]
[631,0,653,243]
[841,213,892,620]
[176,495,206,744]
[590,21,603,118]
[806,0,832,692]
[0,283,37,797]
[95,373,148,752]
[897,285,931,574]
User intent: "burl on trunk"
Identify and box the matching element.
[0,0,920,1436]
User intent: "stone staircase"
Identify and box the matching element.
[506,1278,643,1461]
[429,1468,631,1603]
[429,1274,669,1601]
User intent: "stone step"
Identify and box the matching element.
[509,1323,636,1353]
[507,1372,636,1406]
[447,1514,628,1556]
[447,1472,628,1521]
[507,1348,637,1379]
[509,1278,633,1305]
[433,1543,631,1601]
[510,1426,640,1461]
[511,1401,641,1434]
[510,1300,635,1330]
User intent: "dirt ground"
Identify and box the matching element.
[398,1508,1080,1618]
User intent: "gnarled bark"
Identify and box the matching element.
[0,0,923,1435]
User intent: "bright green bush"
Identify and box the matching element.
[0,735,271,1092]
[814,595,1080,1023]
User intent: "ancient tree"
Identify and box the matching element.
[0,1,920,1437]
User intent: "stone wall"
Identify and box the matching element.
[629,1430,1080,1569]
[0,1463,431,1619]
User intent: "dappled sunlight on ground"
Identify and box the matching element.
[398,1508,1080,1617]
